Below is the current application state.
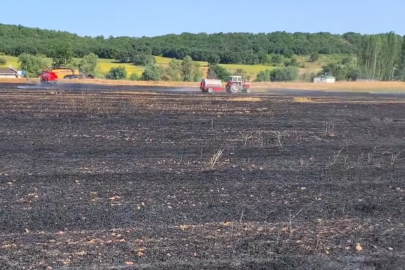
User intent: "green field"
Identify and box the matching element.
[0,54,349,79]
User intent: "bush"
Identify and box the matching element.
[341,56,353,65]
[133,55,156,66]
[141,64,163,81]
[206,64,230,81]
[289,57,298,67]
[79,53,98,75]
[282,49,294,58]
[309,52,319,62]
[105,66,127,80]
[256,70,272,81]
[270,54,282,65]
[256,67,299,82]
[18,53,49,76]
[271,66,299,81]
[0,57,6,65]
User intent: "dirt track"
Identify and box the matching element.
[0,84,405,269]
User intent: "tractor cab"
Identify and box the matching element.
[228,76,243,83]
[225,75,251,93]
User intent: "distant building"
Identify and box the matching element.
[0,68,18,78]
[313,75,336,83]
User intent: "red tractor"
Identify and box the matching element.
[225,76,251,93]
[39,70,58,84]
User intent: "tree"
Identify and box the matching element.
[192,62,203,81]
[257,51,269,64]
[165,59,181,81]
[17,53,48,76]
[270,67,299,82]
[207,67,217,79]
[6,23,405,70]
[181,56,194,81]
[0,23,392,66]
[133,55,156,66]
[271,54,282,65]
[320,62,360,81]
[357,35,382,79]
[207,54,220,65]
[321,63,347,81]
[256,70,271,81]
[0,57,6,65]
[290,57,298,66]
[105,66,127,80]
[141,64,163,81]
[206,64,230,81]
[346,65,360,81]
[309,52,319,62]
[341,56,353,65]
[284,57,298,67]
[396,36,405,81]
[52,43,73,67]
[79,53,98,75]
[282,49,294,58]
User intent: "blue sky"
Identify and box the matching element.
[2,0,405,37]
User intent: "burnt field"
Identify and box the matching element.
[0,87,405,269]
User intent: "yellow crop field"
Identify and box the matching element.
[219,64,273,74]
[154,56,206,66]
[0,55,20,68]
[96,59,144,76]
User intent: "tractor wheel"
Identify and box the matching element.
[229,83,240,94]
[207,87,213,93]
[242,86,251,94]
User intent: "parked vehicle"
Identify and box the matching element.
[51,67,80,79]
[39,68,95,84]
[39,70,58,84]
[64,74,95,79]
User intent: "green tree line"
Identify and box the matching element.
[4,24,405,81]
[106,56,202,81]
[0,24,361,65]
[317,32,405,81]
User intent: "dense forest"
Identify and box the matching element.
[0,23,361,64]
[1,24,405,81]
